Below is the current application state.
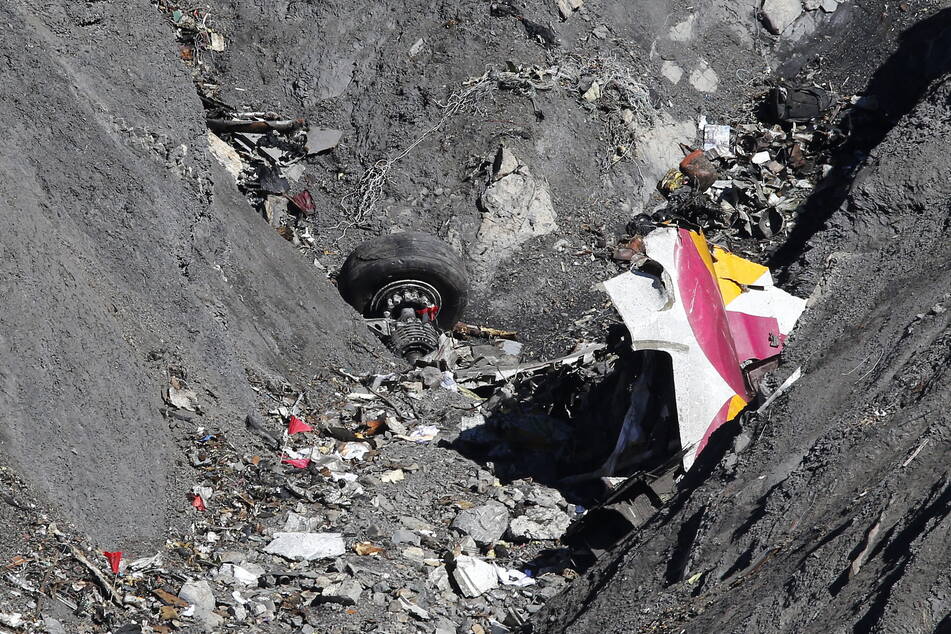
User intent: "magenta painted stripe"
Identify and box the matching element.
[726,311,784,363]
[673,230,749,398]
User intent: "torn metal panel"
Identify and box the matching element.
[455,343,606,386]
[604,227,805,469]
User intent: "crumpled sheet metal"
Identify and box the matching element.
[604,227,805,469]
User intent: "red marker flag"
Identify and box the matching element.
[287,415,313,435]
[281,457,311,469]
[103,551,122,574]
[191,494,206,511]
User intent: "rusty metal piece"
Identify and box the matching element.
[679,149,717,192]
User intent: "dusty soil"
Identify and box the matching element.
[0,0,948,632]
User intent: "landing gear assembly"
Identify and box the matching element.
[337,232,469,362]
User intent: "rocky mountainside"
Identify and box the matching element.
[0,0,947,632]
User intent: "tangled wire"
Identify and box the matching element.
[349,53,655,220]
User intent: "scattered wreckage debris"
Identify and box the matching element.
[445,224,806,556]
[202,98,337,238]
[649,83,846,247]
[158,2,337,245]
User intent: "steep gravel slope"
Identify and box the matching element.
[0,1,376,545]
[531,9,951,632]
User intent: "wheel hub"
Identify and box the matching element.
[369,280,442,320]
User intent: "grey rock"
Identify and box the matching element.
[734,432,752,454]
[661,61,683,85]
[428,565,453,593]
[284,511,323,532]
[474,147,557,284]
[451,501,510,545]
[391,529,421,545]
[526,487,566,509]
[42,617,66,634]
[216,562,263,586]
[420,366,444,388]
[400,516,434,531]
[508,507,571,541]
[179,580,223,630]
[761,0,802,34]
[318,579,364,605]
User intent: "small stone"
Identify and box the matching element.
[420,366,443,388]
[400,516,434,531]
[451,501,510,545]
[283,512,322,532]
[452,556,499,597]
[381,469,405,483]
[318,580,363,605]
[409,37,425,57]
[660,61,683,85]
[391,529,421,545]
[179,580,223,630]
[428,566,453,593]
[216,562,263,586]
[582,81,601,102]
[689,60,718,93]
[734,432,752,454]
[591,25,609,39]
[526,487,566,509]
[263,532,346,561]
[668,14,695,41]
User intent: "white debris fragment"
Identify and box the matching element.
[452,555,499,597]
[494,565,536,587]
[206,131,244,181]
[401,424,439,443]
[263,532,346,561]
[0,613,23,628]
[217,563,263,586]
[751,151,771,165]
[167,378,200,412]
[338,441,371,461]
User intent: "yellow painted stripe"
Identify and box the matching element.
[712,247,769,306]
[726,393,748,421]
